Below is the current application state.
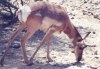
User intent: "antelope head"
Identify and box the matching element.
[74,32,91,62]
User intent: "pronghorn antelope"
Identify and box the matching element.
[0,1,90,66]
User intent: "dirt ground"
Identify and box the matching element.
[0,0,100,69]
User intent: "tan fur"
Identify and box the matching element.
[0,1,89,66]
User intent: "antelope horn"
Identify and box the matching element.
[82,32,91,40]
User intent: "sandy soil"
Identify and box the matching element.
[0,0,100,69]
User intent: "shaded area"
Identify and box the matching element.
[0,0,100,69]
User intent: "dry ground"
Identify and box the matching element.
[0,0,100,69]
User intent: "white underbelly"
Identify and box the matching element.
[40,17,62,32]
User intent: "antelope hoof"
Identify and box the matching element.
[0,59,4,67]
[26,62,34,66]
[25,61,34,66]
[76,57,82,62]
[0,63,3,67]
[47,58,53,63]
[26,59,34,66]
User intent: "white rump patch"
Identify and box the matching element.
[19,5,31,23]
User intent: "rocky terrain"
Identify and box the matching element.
[0,0,100,69]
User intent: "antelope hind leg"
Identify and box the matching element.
[0,23,24,66]
[20,24,39,66]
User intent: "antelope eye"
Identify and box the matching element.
[79,47,83,50]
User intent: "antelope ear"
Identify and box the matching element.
[83,45,87,49]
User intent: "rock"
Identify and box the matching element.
[11,41,20,49]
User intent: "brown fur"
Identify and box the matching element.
[0,1,88,66]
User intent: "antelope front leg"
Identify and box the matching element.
[46,39,53,63]
[29,27,56,64]
[0,24,24,66]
